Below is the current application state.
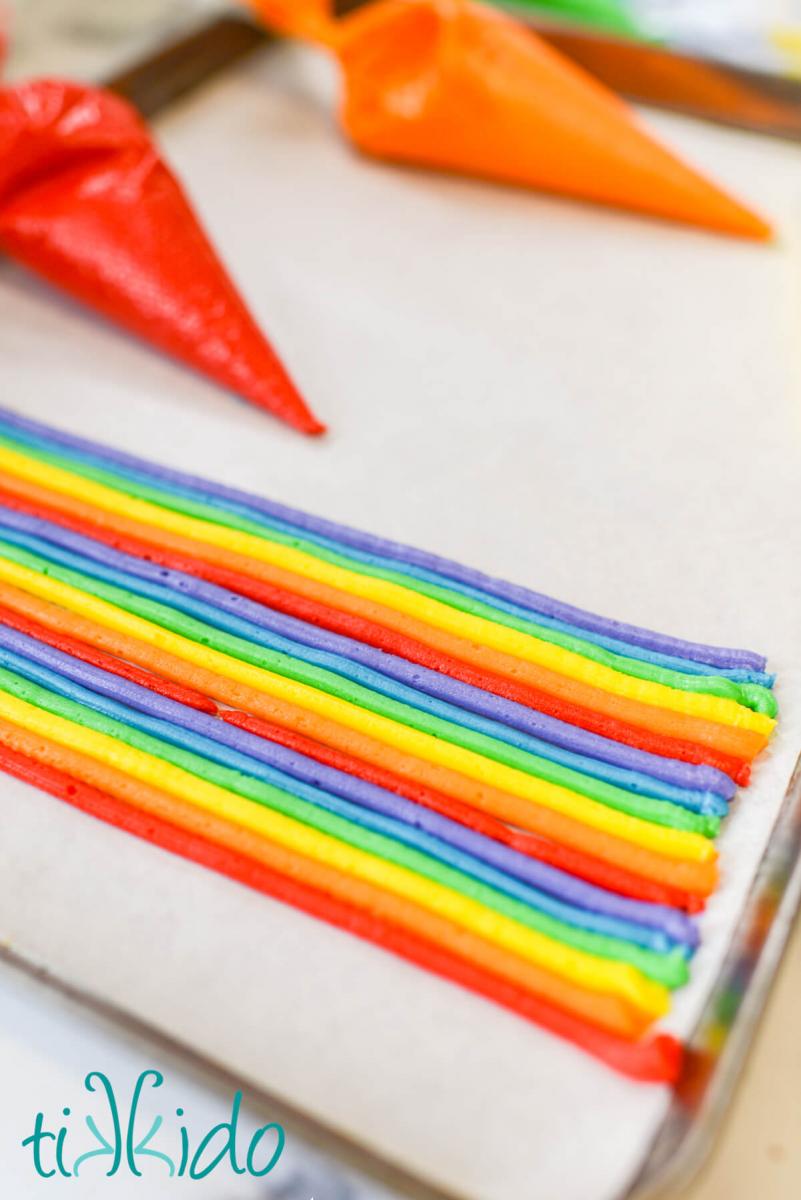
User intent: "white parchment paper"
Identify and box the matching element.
[1,42,801,1200]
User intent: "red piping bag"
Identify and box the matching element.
[0,79,325,434]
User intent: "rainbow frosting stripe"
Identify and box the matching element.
[0,407,775,1081]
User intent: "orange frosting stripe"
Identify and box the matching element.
[0,577,718,898]
[0,468,766,762]
[0,714,654,1040]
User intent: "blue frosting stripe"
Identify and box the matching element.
[0,525,722,839]
[0,405,768,673]
[0,642,694,971]
[0,503,731,811]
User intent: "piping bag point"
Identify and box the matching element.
[252,0,772,240]
[0,78,326,435]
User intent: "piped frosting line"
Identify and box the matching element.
[0,679,672,1018]
[0,547,720,863]
[0,475,750,786]
[0,442,776,731]
[0,624,695,950]
[0,729,683,1071]
[0,601,703,912]
[0,508,728,819]
[0,463,772,762]
[0,620,696,953]
[0,576,720,899]
[0,406,764,672]
[0,429,773,693]
[219,709,709,912]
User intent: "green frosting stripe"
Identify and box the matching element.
[0,431,775,716]
[0,665,687,988]
[0,537,718,839]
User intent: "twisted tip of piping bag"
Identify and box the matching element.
[246,0,341,47]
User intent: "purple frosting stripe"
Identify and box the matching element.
[0,406,766,672]
[0,620,697,948]
[0,501,734,803]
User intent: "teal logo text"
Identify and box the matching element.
[22,1070,285,1180]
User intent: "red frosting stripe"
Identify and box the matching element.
[0,573,720,902]
[0,600,217,715]
[0,480,752,783]
[223,709,705,912]
[0,736,682,1081]
[0,537,704,911]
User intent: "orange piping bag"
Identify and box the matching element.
[0,79,324,434]
[0,576,719,899]
[251,0,771,239]
[0,718,668,1048]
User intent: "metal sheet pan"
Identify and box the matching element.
[2,8,800,1198]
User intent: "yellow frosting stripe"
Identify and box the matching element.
[0,442,774,737]
[0,689,669,1018]
[0,552,716,865]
